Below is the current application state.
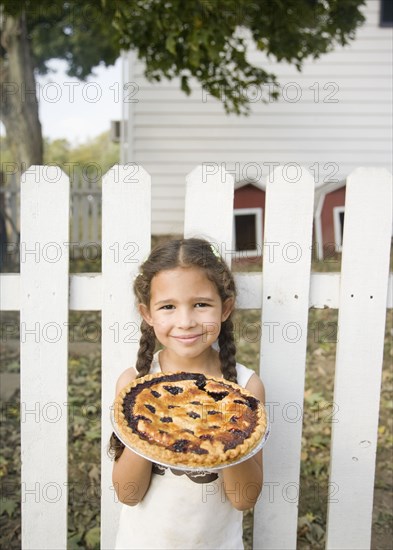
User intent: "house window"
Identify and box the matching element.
[333,206,345,251]
[380,0,393,26]
[110,120,121,142]
[233,208,262,256]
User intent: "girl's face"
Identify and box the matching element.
[139,266,233,363]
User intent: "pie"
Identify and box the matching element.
[113,371,267,468]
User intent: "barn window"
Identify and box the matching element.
[333,206,345,251]
[380,0,393,26]
[233,208,262,256]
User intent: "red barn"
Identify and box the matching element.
[314,181,346,260]
[233,181,266,260]
[233,179,348,261]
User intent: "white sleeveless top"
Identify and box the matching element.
[114,352,255,550]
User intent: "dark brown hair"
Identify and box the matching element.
[109,237,238,460]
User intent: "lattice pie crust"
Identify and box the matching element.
[114,371,267,468]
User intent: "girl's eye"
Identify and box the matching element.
[160,304,175,310]
[195,302,210,308]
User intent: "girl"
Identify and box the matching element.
[110,237,265,550]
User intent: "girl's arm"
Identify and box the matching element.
[221,373,265,511]
[112,368,153,506]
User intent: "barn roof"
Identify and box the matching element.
[234,180,266,192]
[235,177,346,215]
[314,179,346,215]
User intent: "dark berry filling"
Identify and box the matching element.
[192,448,208,455]
[163,385,183,395]
[207,391,229,402]
[246,396,259,410]
[171,439,190,452]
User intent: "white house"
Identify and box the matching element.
[119,0,392,240]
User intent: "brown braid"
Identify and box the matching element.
[135,321,156,378]
[109,237,239,461]
[108,432,125,461]
[219,318,238,383]
[109,323,157,461]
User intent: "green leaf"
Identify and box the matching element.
[68,532,83,549]
[165,34,177,55]
[85,426,101,441]
[0,498,17,517]
[181,76,191,95]
[85,526,100,549]
[189,49,200,67]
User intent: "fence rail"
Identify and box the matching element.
[0,164,391,550]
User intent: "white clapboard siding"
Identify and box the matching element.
[135,126,393,141]
[128,160,381,181]
[19,166,69,549]
[132,87,393,104]
[135,147,391,164]
[135,138,391,154]
[134,112,391,128]
[126,1,393,235]
[100,165,151,549]
[326,168,393,549]
[254,166,315,549]
[246,47,393,67]
[131,100,392,116]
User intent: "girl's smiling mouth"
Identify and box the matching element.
[171,334,203,342]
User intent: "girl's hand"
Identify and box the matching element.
[112,447,153,506]
[112,367,153,506]
[221,373,265,511]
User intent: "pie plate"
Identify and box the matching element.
[110,408,270,472]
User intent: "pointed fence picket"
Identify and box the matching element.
[254,166,315,549]
[101,164,151,548]
[19,166,69,549]
[325,168,392,549]
[0,164,391,550]
[184,164,235,261]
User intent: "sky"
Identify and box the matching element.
[1,57,123,145]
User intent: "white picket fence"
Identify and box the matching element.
[0,173,102,259]
[0,164,392,550]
